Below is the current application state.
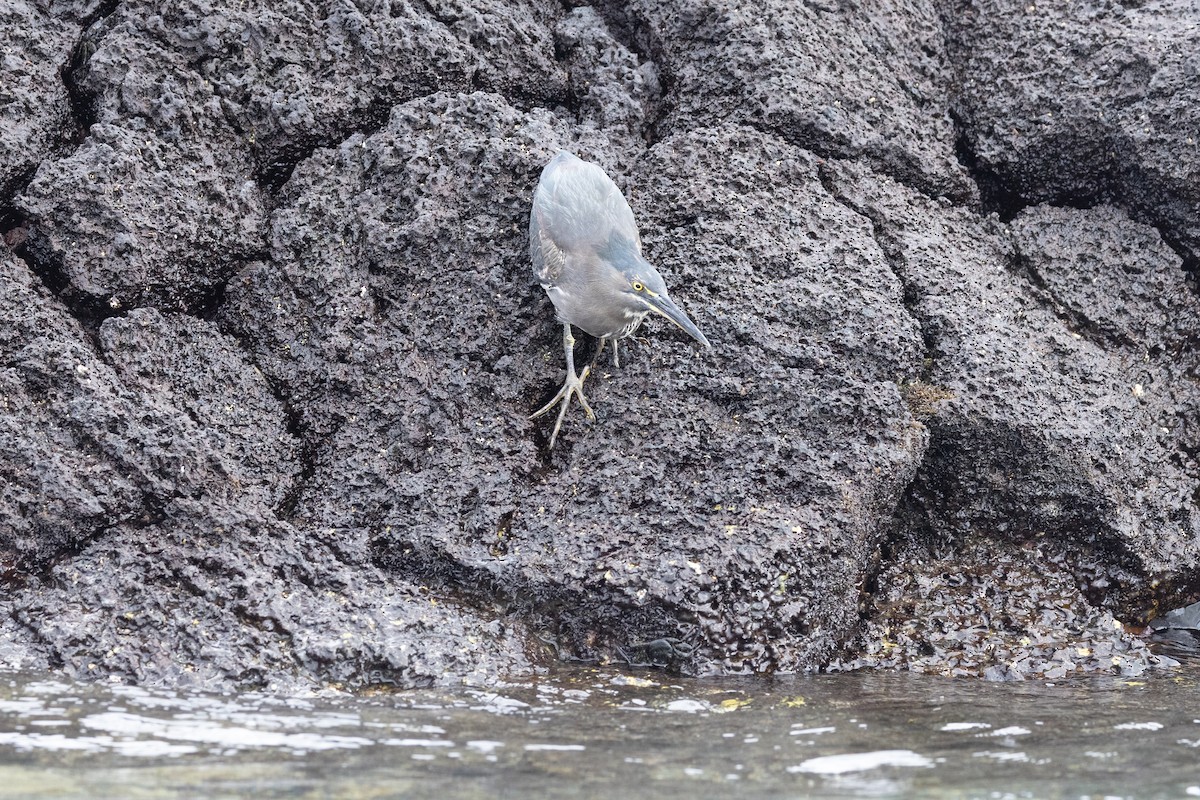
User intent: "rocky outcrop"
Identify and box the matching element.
[0,0,1195,688]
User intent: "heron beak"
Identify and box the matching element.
[645,292,711,348]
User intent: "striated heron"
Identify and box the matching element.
[529,151,710,448]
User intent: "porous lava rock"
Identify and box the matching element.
[946,0,1200,255]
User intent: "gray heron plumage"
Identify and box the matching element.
[529,151,710,448]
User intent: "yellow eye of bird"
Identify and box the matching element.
[632,281,644,291]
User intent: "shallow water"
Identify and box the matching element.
[0,666,1197,799]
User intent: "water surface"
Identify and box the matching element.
[1,667,1197,798]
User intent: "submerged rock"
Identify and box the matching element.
[1148,599,1200,662]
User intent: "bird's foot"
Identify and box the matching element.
[531,365,595,449]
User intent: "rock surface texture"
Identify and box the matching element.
[0,0,1196,689]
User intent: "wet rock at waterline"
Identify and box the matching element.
[1,0,1197,689]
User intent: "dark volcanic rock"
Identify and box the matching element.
[98,307,301,511]
[224,91,926,675]
[0,244,296,569]
[1,1,1198,689]
[1010,204,1200,356]
[70,0,566,172]
[1149,598,1200,662]
[14,0,568,312]
[0,248,142,568]
[0,2,83,200]
[830,162,1200,599]
[18,125,266,313]
[0,242,529,689]
[555,5,661,151]
[626,0,974,200]
[946,0,1200,258]
[3,497,532,689]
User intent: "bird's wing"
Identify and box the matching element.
[530,153,642,287]
[529,201,566,285]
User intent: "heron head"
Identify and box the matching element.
[617,258,711,348]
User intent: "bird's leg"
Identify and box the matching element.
[611,338,620,368]
[591,337,608,370]
[531,323,595,448]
